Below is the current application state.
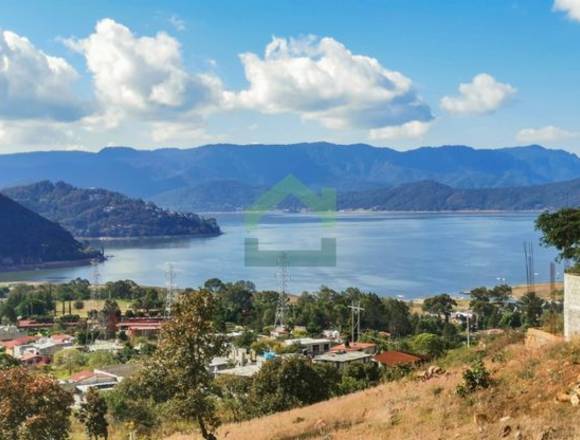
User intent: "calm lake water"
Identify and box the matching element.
[0,212,563,299]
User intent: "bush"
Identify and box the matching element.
[456,360,492,397]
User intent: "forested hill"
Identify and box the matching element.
[152,178,580,212]
[0,194,100,269]
[3,181,221,238]
[337,179,580,211]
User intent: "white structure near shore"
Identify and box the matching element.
[564,273,580,341]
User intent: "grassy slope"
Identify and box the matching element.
[168,335,580,440]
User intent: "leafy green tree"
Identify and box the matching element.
[0,367,73,440]
[77,388,109,440]
[536,209,580,263]
[99,300,121,339]
[411,333,445,357]
[519,292,545,327]
[423,294,457,323]
[469,285,511,329]
[53,349,87,374]
[0,347,19,370]
[250,357,331,415]
[142,289,226,440]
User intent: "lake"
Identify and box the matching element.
[0,212,563,298]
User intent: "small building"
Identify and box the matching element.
[94,364,138,382]
[373,351,424,368]
[0,336,39,356]
[313,351,373,370]
[330,342,377,355]
[118,318,163,338]
[209,357,231,375]
[20,352,50,367]
[215,363,262,378]
[283,338,331,356]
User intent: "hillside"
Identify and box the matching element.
[338,178,580,211]
[0,194,101,269]
[0,144,579,200]
[152,178,580,212]
[2,181,221,238]
[171,336,580,440]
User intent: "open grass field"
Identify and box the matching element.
[54,299,132,318]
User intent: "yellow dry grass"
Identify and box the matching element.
[167,336,580,440]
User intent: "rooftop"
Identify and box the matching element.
[283,338,331,346]
[314,351,372,363]
[329,342,376,353]
[216,364,261,378]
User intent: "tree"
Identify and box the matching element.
[99,300,121,339]
[142,289,226,440]
[411,333,445,358]
[0,367,73,440]
[77,388,109,440]
[423,294,457,323]
[0,347,19,370]
[250,357,331,415]
[536,209,580,263]
[53,349,87,374]
[519,292,545,327]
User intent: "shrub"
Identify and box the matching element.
[456,360,492,397]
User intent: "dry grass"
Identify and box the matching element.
[512,282,563,299]
[166,336,580,440]
[54,299,131,318]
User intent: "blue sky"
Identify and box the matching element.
[1,0,580,153]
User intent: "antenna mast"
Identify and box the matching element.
[274,253,290,330]
[163,263,177,319]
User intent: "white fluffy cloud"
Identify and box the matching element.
[440,73,516,116]
[229,36,432,132]
[0,30,86,121]
[369,120,431,141]
[65,19,224,122]
[516,125,578,144]
[554,0,580,21]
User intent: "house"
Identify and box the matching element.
[0,336,39,356]
[313,351,373,370]
[373,351,424,368]
[20,352,51,366]
[215,363,262,378]
[17,319,54,330]
[216,353,274,378]
[329,342,377,355]
[118,318,163,338]
[94,364,138,382]
[283,338,331,356]
[322,329,341,341]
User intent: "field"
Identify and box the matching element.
[54,299,132,318]
[166,334,580,440]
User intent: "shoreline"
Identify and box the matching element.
[0,256,101,274]
[78,231,223,241]
[196,209,545,215]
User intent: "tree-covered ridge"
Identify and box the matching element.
[3,181,221,238]
[0,193,101,268]
[153,178,580,213]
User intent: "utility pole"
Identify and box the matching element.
[348,302,364,343]
[466,314,471,348]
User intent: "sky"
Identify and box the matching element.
[1,0,580,153]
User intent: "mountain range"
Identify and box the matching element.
[2,181,221,238]
[0,143,579,202]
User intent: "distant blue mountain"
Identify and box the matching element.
[0,143,578,199]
